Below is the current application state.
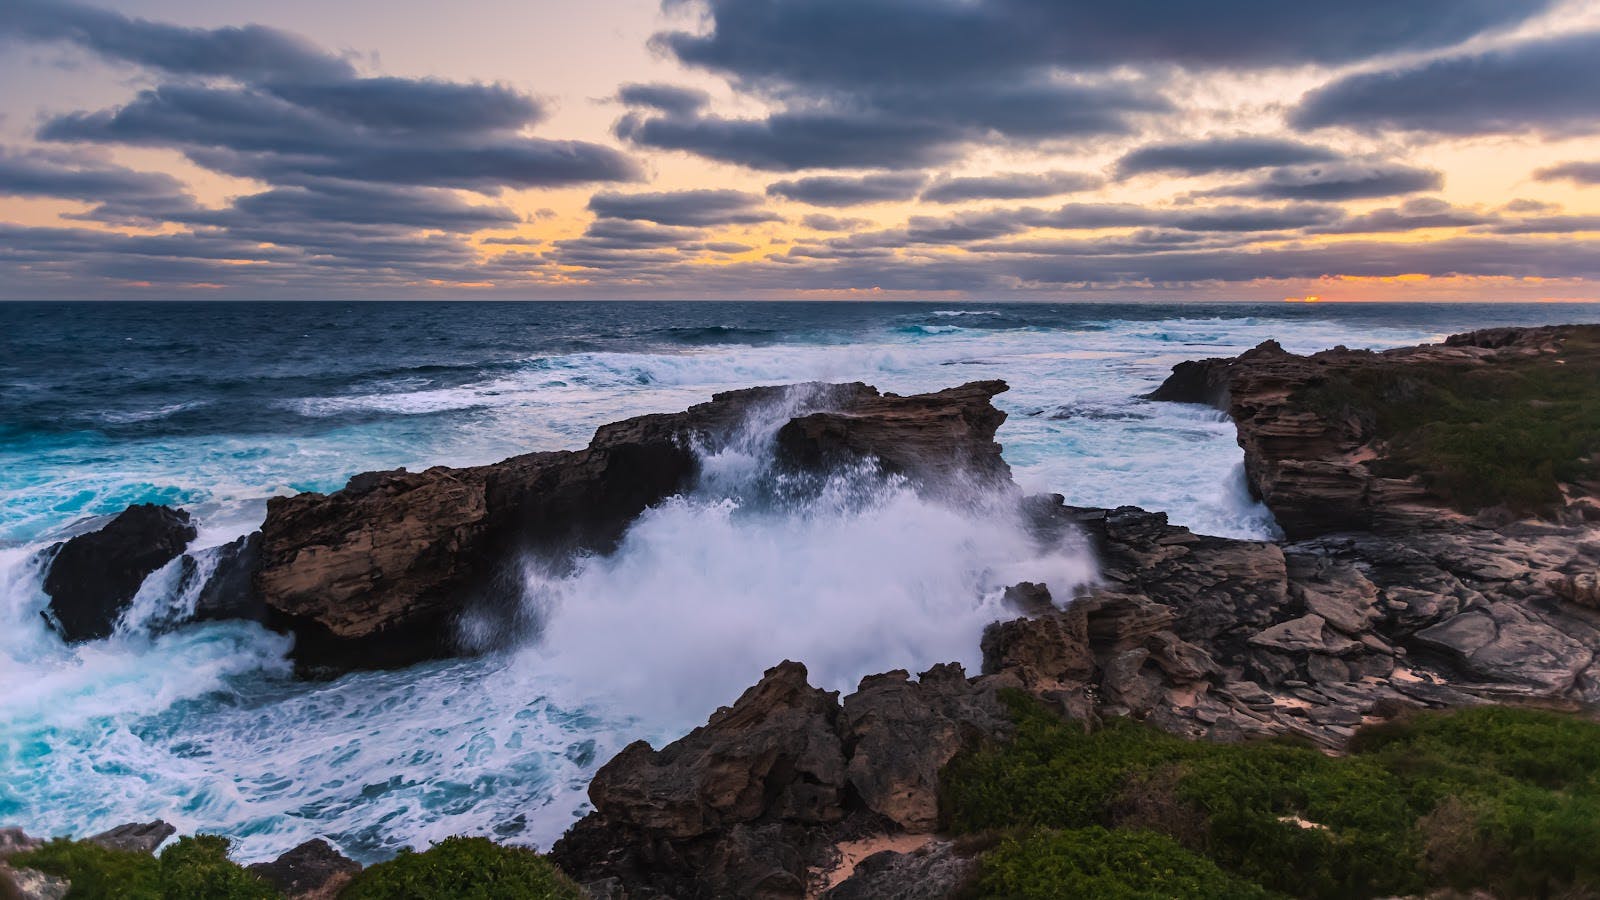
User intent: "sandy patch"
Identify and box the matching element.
[809,833,934,898]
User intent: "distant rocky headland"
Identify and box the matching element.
[8,325,1600,899]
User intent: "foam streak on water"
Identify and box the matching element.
[3,301,1597,861]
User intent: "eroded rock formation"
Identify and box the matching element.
[41,504,196,641]
[1146,324,1600,538]
[253,380,1010,669]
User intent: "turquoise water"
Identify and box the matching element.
[2,300,1595,861]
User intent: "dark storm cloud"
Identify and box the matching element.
[557,218,705,251]
[614,108,965,171]
[263,78,545,133]
[616,80,1167,171]
[801,214,871,232]
[634,0,1550,172]
[1482,216,1600,235]
[921,171,1102,203]
[0,147,199,223]
[1204,163,1442,201]
[41,84,640,193]
[1535,161,1600,185]
[1040,202,1342,232]
[183,183,522,232]
[0,0,354,81]
[1292,31,1600,137]
[813,201,1343,253]
[767,172,927,206]
[661,0,1548,86]
[615,83,710,116]
[1115,138,1341,178]
[587,189,781,226]
[1309,198,1489,234]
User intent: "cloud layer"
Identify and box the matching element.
[0,0,1597,298]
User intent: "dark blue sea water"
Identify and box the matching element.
[2,299,1596,861]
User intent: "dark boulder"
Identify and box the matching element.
[187,532,267,624]
[85,820,174,854]
[774,381,1011,491]
[42,506,196,641]
[246,839,360,900]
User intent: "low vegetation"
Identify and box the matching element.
[941,692,1600,899]
[10,834,580,900]
[12,835,274,900]
[1296,334,1600,514]
[335,837,582,900]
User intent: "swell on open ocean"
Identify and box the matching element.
[3,300,1596,861]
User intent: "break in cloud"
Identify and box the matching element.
[0,0,1598,299]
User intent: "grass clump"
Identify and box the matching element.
[12,834,272,900]
[337,836,582,900]
[976,826,1269,899]
[940,692,1600,899]
[1295,334,1600,514]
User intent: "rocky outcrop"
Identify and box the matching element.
[823,841,979,900]
[85,820,175,854]
[246,839,360,900]
[252,380,1010,670]
[551,660,1014,900]
[774,381,1011,490]
[555,478,1600,897]
[0,822,174,900]
[0,828,66,900]
[1146,324,1600,539]
[40,505,196,641]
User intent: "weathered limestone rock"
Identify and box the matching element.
[839,664,1011,833]
[1147,325,1600,539]
[252,381,1013,669]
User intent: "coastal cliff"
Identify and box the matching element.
[17,325,1600,899]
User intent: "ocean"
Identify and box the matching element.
[3,300,1596,861]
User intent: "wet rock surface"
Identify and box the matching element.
[252,380,1010,670]
[40,504,196,641]
[246,838,361,900]
[554,327,1600,897]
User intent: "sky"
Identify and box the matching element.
[3,0,1600,301]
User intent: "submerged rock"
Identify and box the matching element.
[41,505,196,641]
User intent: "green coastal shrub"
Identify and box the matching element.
[9,839,160,899]
[976,826,1270,900]
[1295,334,1600,515]
[157,836,277,900]
[939,692,1600,899]
[11,834,271,900]
[337,836,582,900]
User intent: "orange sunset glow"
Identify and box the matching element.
[3,0,1600,299]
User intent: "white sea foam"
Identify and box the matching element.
[0,311,1458,862]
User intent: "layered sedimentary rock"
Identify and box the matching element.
[550,660,1013,900]
[35,380,1012,669]
[555,488,1600,898]
[557,326,1600,897]
[252,380,1008,669]
[1146,324,1600,538]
